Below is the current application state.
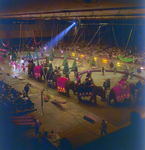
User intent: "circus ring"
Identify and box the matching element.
[78,69,145,80]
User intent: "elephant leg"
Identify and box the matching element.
[93,95,97,104]
[66,89,69,97]
[73,89,76,95]
[78,95,82,101]
[89,96,93,103]
[53,82,56,89]
[102,94,105,102]
[108,94,112,105]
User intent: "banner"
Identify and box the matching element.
[118,55,134,62]
[57,77,67,92]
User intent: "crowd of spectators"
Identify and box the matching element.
[0,80,34,114]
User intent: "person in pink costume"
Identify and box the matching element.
[21,63,26,72]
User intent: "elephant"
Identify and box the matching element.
[77,84,105,104]
[108,83,136,105]
[40,67,55,83]
[34,66,47,81]
[28,63,35,77]
[57,77,76,97]
[136,84,145,103]
[136,80,143,90]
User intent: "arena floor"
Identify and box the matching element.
[0,51,145,149]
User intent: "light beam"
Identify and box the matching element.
[46,23,75,49]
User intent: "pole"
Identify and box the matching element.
[41,90,44,116]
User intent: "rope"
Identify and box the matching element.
[112,26,119,49]
[51,15,55,48]
[19,23,22,52]
[125,27,133,51]
[73,27,85,47]
[85,26,101,49]
[71,22,80,46]
[95,27,110,47]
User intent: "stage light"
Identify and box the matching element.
[102,59,107,63]
[117,62,122,67]
[44,46,47,50]
[60,50,63,54]
[94,57,97,61]
[80,54,84,58]
[73,22,76,25]
[72,53,75,56]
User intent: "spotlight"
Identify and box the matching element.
[73,22,76,25]
[44,46,47,50]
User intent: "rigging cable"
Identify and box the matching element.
[124,27,133,51]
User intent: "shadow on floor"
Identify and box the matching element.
[75,111,145,150]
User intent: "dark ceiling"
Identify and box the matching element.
[0,0,145,22]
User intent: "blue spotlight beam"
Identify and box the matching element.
[47,23,75,49]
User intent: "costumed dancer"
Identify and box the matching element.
[21,63,26,72]
[12,60,16,70]
[17,63,21,72]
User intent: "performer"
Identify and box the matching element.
[114,65,117,75]
[137,66,141,75]
[74,66,78,82]
[12,60,16,70]
[83,72,94,96]
[65,74,70,80]
[54,66,58,74]
[103,77,110,90]
[110,61,114,69]
[17,63,21,71]
[124,68,129,78]
[117,75,128,89]
[102,66,105,76]
[130,68,134,79]
[83,72,94,86]
[21,63,26,72]
[99,118,108,137]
